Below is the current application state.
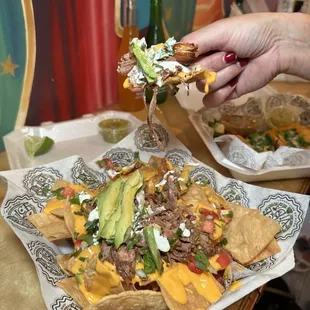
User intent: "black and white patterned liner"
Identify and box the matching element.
[190,165,216,189]
[51,295,81,310]
[0,121,309,310]
[247,255,278,273]
[27,241,66,286]
[103,147,136,167]
[165,149,192,170]
[23,167,63,201]
[258,194,304,241]
[72,157,106,189]
[219,182,250,207]
[134,123,169,153]
[3,194,44,236]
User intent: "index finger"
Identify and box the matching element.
[181,19,231,55]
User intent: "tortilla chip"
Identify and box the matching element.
[224,204,282,264]
[57,277,90,309]
[247,239,281,265]
[51,207,65,218]
[28,213,71,241]
[159,283,211,310]
[84,291,168,310]
[182,183,227,209]
[56,254,74,276]
[63,201,75,239]
[84,255,97,291]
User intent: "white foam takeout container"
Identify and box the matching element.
[4,111,143,170]
[176,85,310,182]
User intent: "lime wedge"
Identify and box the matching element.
[25,136,54,159]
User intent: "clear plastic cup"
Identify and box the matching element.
[98,118,132,143]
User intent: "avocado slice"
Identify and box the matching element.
[131,39,158,84]
[114,170,143,248]
[143,226,163,274]
[99,181,125,240]
[98,178,124,238]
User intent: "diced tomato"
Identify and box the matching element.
[74,240,82,248]
[103,158,114,170]
[216,253,232,269]
[202,220,215,233]
[188,262,204,274]
[203,209,219,220]
[61,187,75,198]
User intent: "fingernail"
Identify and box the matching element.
[238,58,249,67]
[224,52,236,64]
[229,76,238,87]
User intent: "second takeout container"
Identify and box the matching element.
[176,85,310,182]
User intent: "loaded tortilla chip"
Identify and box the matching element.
[118,37,216,151]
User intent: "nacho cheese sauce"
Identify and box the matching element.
[71,246,101,274]
[132,262,160,285]
[71,204,87,237]
[158,263,222,304]
[229,281,242,292]
[79,260,121,303]
[43,198,65,215]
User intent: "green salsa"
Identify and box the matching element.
[98,118,131,143]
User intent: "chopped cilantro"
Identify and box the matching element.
[75,273,83,284]
[143,251,156,274]
[127,234,142,250]
[298,136,310,148]
[152,162,158,168]
[134,152,140,161]
[73,232,79,241]
[223,211,233,218]
[98,253,103,260]
[72,249,82,257]
[69,195,80,205]
[96,159,106,169]
[79,257,88,262]
[84,219,98,235]
[194,250,209,272]
[42,186,50,197]
[48,187,65,200]
[176,228,183,237]
[219,238,228,246]
[80,234,94,246]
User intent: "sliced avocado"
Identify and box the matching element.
[99,181,125,240]
[143,226,163,274]
[114,170,143,248]
[131,39,158,84]
[98,178,124,238]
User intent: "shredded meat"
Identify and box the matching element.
[199,233,219,257]
[112,245,136,284]
[100,241,113,262]
[85,201,96,212]
[117,52,137,75]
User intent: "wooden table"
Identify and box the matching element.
[0,81,309,310]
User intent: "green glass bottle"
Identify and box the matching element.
[145,0,168,104]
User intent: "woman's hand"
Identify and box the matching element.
[182,13,310,107]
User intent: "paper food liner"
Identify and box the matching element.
[196,93,310,171]
[1,118,309,310]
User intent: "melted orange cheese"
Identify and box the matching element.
[71,245,101,274]
[158,263,222,305]
[203,71,216,93]
[43,198,65,215]
[79,259,121,304]
[229,281,242,292]
[71,204,87,237]
[132,262,160,286]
